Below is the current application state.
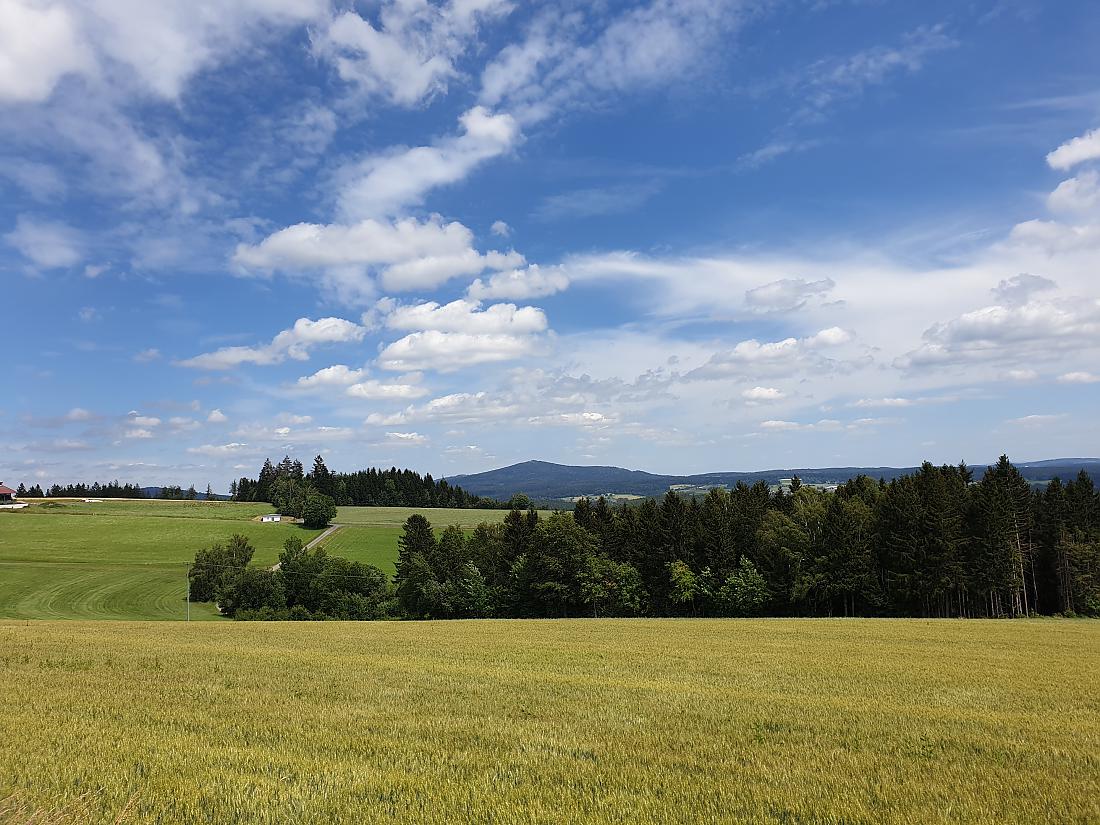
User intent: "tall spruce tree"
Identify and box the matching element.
[395,514,439,616]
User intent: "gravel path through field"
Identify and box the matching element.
[269,523,342,571]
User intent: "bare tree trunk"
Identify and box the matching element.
[1013,516,1028,617]
[1029,555,1039,615]
[1058,531,1073,614]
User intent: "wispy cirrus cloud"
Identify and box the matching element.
[532,182,662,222]
[315,2,513,107]
[4,215,82,268]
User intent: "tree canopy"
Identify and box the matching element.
[190,456,1100,621]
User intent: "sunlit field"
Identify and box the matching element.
[314,525,403,574]
[0,563,222,622]
[0,502,547,619]
[334,505,553,527]
[0,500,318,565]
[0,619,1096,824]
[320,507,556,574]
[0,500,320,620]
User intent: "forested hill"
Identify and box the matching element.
[447,458,1100,500]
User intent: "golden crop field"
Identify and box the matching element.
[1,619,1097,825]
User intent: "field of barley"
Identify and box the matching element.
[1,619,1096,824]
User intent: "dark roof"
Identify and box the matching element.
[0,485,16,495]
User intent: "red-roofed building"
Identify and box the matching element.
[0,484,15,503]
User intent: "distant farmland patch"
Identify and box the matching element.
[334,505,554,528]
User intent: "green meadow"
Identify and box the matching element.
[314,525,403,574]
[321,506,552,574]
[334,504,552,527]
[0,563,223,622]
[0,500,320,620]
[0,619,1096,824]
[0,500,546,620]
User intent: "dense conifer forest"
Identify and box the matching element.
[390,456,1099,619]
[23,481,150,499]
[230,455,503,510]
[11,481,219,500]
[195,456,1099,620]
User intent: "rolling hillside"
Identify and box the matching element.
[447,458,1100,500]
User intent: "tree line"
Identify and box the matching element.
[230,455,503,510]
[191,456,1099,621]
[188,535,394,621]
[20,481,145,498]
[11,481,215,499]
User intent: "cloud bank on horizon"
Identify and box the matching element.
[1,0,1099,489]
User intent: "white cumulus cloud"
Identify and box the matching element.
[742,386,786,402]
[1057,371,1099,384]
[233,215,523,301]
[1047,128,1100,171]
[1047,170,1100,214]
[467,264,569,300]
[378,330,540,372]
[385,299,547,335]
[188,442,250,456]
[296,364,367,390]
[385,431,428,444]
[179,317,366,370]
[366,391,519,427]
[347,380,429,400]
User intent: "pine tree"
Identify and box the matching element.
[310,455,334,499]
[974,456,1033,617]
[396,514,437,583]
[700,488,734,576]
[573,497,596,532]
[820,495,878,616]
[256,459,276,503]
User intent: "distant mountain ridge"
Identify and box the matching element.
[446,458,1100,500]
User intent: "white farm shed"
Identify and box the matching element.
[261,514,282,523]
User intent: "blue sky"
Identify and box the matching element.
[2,0,1099,491]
